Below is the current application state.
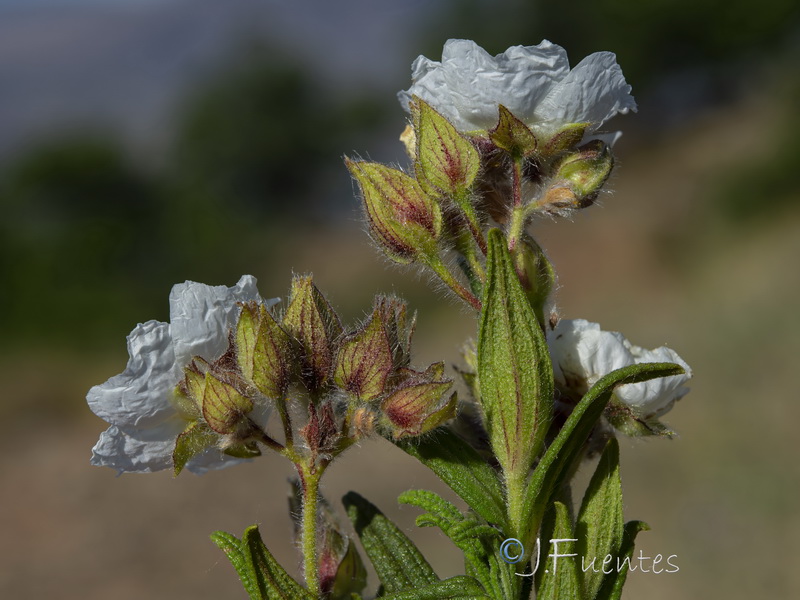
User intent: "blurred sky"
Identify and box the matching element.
[0,0,435,159]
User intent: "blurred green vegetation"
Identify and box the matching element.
[0,45,388,349]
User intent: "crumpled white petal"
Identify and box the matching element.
[87,275,272,475]
[398,39,636,137]
[548,319,691,418]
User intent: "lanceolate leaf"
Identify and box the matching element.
[243,526,315,600]
[378,576,490,600]
[595,521,650,600]
[210,530,261,600]
[522,362,685,551]
[395,428,507,528]
[536,502,583,600]
[478,228,553,478]
[575,438,624,599]
[343,492,438,593]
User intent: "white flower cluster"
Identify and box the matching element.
[87,275,275,474]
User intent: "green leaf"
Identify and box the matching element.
[537,502,583,600]
[395,428,507,528]
[412,97,480,196]
[595,521,650,600]
[522,362,686,548]
[243,525,315,600]
[173,420,217,476]
[398,489,505,599]
[575,438,624,599]
[379,576,490,600]
[478,228,553,477]
[210,530,261,599]
[343,492,438,593]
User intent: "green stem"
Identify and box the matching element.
[506,158,526,253]
[276,398,294,449]
[423,253,482,310]
[298,462,324,596]
[505,469,528,540]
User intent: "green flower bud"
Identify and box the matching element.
[546,140,614,209]
[201,371,254,435]
[334,308,393,401]
[380,375,455,439]
[373,295,415,370]
[283,275,343,393]
[489,104,538,159]
[512,235,556,329]
[411,96,481,195]
[345,158,442,264]
[236,301,293,401]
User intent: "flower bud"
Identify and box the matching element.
[489,104,538,159]
[201,371,254,435]
[345,158,442,264]
[547,140,614,208]
[373,295,415,370]
[512,235,555,329]
[334,309,393,401]
[411,96,480,195]
[380,377,455,439]
[283,276,343,393]
[300,401,340,462]
[236,301,293,401]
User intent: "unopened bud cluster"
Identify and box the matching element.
[347,98,615,313]
[171,275,454,474]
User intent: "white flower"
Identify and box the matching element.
[548,319,691,418]
[87,275,275,474]
[398,39,636,139]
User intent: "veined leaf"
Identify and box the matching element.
[575,438,623,599]
[210,530,261,600]
[243,525,315,600]
[536,502,583,600]
[395,428,506,528]
[343,492,438,593]
[595,520,650,600]
[379,576,490,600]
[478,228,553,478]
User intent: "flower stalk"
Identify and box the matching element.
[298,461,324,596]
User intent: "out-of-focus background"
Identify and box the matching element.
[1,0,799,598]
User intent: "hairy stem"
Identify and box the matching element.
[298,462,324,596]
[423,253,482,310]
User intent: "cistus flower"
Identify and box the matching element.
[87,275,275,474]
[548,319,692,419]
[398,39,636,139]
